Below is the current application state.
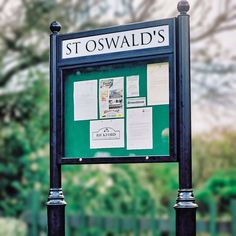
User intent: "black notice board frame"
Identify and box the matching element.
[54,18,178,165]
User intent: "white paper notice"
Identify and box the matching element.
[127,108,153,150]
[126,75,139,97]
[74,80,98,121]
[90,119,124,149]
[147,62,169,105]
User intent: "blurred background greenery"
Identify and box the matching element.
[0,0,236,235]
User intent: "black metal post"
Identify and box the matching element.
[47,21,66,236]
[174,1,198,236]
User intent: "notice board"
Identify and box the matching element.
[64,60,170,159]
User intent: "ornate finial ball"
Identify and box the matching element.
[177,0,190,14]
[50,21,61,33]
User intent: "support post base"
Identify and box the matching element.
[47,188,66,236]
[174,189,198,236]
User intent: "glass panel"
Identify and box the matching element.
[64,61,170,158]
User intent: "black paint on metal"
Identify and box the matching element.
[47,1,198,234]
[60,156,175,165]
[47,21,66,236]
[174,1,198,236]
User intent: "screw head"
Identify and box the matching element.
[50,21,61,33]
[177,0,190,14]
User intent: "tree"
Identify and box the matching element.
[192,129,236,186]
[1,0,235,99]
[0,73,50,216]
[0,0,112,216]
[0,0,110,87]
[0,0,235,217]
[1,0,235,132]
[113,0,236,108]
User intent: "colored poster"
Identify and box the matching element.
[99,77,124,119]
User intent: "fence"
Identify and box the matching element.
[21,192,236,236]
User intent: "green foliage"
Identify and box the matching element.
[197,169,236,214]
[0,69,236,219]
[0,0,235,228]
[0,71,49,216]
[62,164,156,216]
[60,162,179,218]
[206,170,236,199]
[129,164,178,214]
[192,131,236,187]
[193,132,236,215]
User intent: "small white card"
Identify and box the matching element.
[90,119,124,149]
[127,97,146,108]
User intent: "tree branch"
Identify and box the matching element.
[0,52,47,86]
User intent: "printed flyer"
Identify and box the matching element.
[99,77,124,119]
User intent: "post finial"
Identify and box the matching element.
[177,0,190,14]
[50,21,61,34]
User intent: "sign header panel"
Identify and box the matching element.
[62,25,169,59]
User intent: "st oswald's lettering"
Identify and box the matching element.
[62,25,169,59]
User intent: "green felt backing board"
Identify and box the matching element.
[64,62,170,158]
